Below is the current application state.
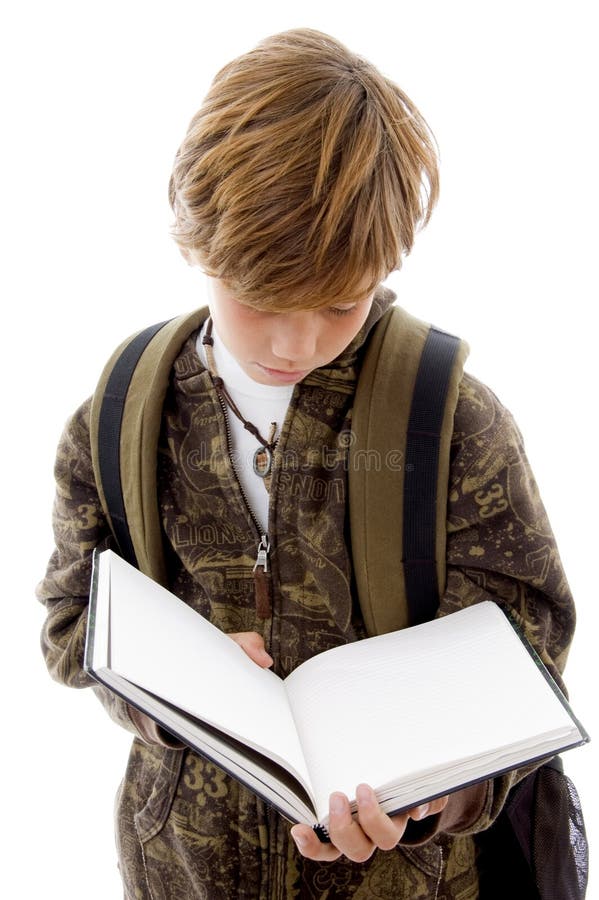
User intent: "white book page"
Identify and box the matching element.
[285,602,578,821]
[105,552,312,793]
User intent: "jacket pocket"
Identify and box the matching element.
[400,836,479,900]
[134,746,186,844]
[399,841,443,880]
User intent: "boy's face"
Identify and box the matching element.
[207,278,375,386]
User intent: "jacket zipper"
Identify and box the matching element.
[214,392,272,618]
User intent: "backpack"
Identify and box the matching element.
[89,303,466,629]
[88,303,588,899]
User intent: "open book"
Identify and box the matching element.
[84,549,588,834]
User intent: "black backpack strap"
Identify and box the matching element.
[96,320,170,566]
[403,326,461,625]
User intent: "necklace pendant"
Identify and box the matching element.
[253,446,273,478]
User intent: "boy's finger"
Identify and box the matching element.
[356,784,406,849]
[228,632,273,667]
[290,825,341,862]
[327,792,376,863]
[405,795,449,821]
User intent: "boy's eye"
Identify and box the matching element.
[328,304,358,317]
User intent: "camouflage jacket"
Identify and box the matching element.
[37,295,575,899]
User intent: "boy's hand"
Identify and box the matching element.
[229,631,274,668]
[290,785,449,862]
[228,639,449,859]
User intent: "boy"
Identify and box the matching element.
[38,28,575,898]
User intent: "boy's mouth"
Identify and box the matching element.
[256,364,311,383]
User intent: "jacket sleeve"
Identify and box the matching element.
[36,398,183,749]
[403,372,576,844]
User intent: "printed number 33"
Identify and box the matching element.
[475,484,508,519]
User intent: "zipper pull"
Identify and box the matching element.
[253,535,270,574]
[253,535,272,619]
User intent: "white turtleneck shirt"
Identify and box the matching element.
[196,319,294,534]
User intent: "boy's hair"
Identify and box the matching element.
[169,29,439,310]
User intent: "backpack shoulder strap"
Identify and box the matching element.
[89,308,208,584]
[349,305,469,635]
[90,302,467,632]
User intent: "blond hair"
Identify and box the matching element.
[169,29,439,309]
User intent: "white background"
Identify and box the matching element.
[2,1,596,897]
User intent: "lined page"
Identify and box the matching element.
[105,552,312,792]
[284,602,578,820]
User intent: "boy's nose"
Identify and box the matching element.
[270,313,318,364]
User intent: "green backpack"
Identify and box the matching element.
[87,302,588,899]
[89,303,466,634]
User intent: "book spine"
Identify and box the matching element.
[83,548,102,673]
[505,608,590,744]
